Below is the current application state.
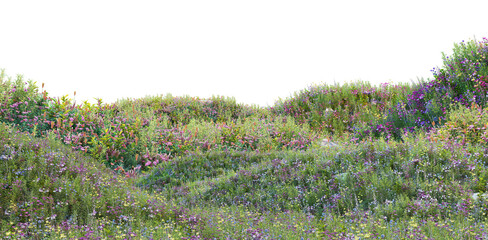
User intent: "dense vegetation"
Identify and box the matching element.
[0,37,487,239]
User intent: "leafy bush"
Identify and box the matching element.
[431,102,488,145]
[384,37,488,138]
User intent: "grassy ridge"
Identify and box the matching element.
[0,37,488,239]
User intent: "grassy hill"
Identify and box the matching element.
[0,37,487,239]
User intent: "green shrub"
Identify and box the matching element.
[432,103,488,145]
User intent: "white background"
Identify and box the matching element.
[1,0,487,107]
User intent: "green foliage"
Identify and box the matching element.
[0,123,185,238]
[0,72,48,134]
[272,81,413,136]
[2,37,488,238]
[432,102,488,145]
[438,38,488,101]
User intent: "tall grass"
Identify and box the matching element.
[1,37,488,239]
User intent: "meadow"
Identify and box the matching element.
[0,37,488,239]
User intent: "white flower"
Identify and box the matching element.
[471,192,488,201]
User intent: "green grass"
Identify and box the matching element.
[1,37,488,239]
